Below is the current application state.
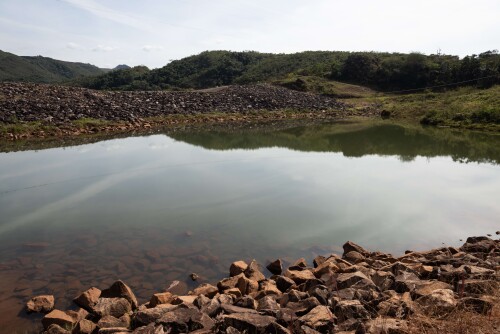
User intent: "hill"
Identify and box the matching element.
[76,50,500,92]
[0,50,106,83]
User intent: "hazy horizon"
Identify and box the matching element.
[1,0,499,69]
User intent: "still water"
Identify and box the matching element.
[0,121,499,332]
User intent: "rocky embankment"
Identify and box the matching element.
[0,83,347,124]
[27,236,499,334]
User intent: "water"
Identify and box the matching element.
[0,121,499,333]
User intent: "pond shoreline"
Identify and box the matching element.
[27,236,499,334]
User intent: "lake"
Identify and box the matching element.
[0,121,499,333]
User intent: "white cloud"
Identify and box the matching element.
[142,45,164,52]
[92,44,116,52]
[66,42,83,50]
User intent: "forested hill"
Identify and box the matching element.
[0,50,107,83]
[75,50,500,91]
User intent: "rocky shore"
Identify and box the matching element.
[0,82,347,124]
[26,236,499,334]
[0,82,382,140]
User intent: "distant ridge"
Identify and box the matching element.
[0,50,106,83]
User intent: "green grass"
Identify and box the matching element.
[342,85,500,131]
[274,75,376,98]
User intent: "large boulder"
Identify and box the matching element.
[93,298,132,318]
[74,287,101,311]
[298,305,336,332]
[100,281,138,310]
[343,241,369,256]
[416,289,457,315]
[26,295,55,313]
[42,309,76,330]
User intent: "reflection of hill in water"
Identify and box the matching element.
[170,123,500,165]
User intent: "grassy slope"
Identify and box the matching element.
[274,75,500,131]
[0,50,105,83]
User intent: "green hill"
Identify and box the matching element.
[76,50,500,92]
[0,50,106,83]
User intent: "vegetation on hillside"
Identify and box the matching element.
[73,50,500,92]
[0,50,106,83]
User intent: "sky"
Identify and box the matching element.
[0,0,498,69]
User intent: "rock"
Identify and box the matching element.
[257,296,280,315]
[266,259,283,275]
[74,287,101,311]
[42,309,76,330]
[230,261,248,277]
[171,295,197,305]
[100,281,138,309]
[275,275,295,292]
[198,297,222,317]
[245,260,266,281]
[221,303,259,314]
[343,241,369,256]
[313,261,339,278]
[226,288,243,298]
[371,271,395,291]
[365,317,408,334]
[218,273,244,292]
[93,298,132,318]
[337,272,373,289]
[189,273,199,281]
[134,304,181,326]
[26,295,55,313]
[334,300,370,322]
[377,292,413,318]
[97,314,130,329]
[460,236,497,253]
[298,305,335,332]
[394,272,420,293]
[223,312,277,333]
[412,280,452,298]
[344,251,365,264]
[235,296,258,310]
[287,297,321,316]
[157,308,214,332]
[284,269,316,284]
[72,319,97,334]
[149,292,174,307]
[291,258,308,268]
[463,279,499,295]
[46,324,71,334]
[165,280,188,295]
[254,280,281,299]
[237,275,259,295]
[416,289,457,315]
[131,323,165,334]
[97,328,131,334]
[192,283,218,298]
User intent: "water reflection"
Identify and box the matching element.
[0,121,499,333]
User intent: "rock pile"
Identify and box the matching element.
[29,236,499,333]
[0,83,346,124]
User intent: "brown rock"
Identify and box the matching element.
[133,304,181,326]
[97,314,130,329]
[223,312,277,333]
[291,258,307,268]
[245,259,266,281]
[275,275,295,292]
[229,261,248,277]
[266,259,283,275]
[413,281,452,298]
[74,287,101,311]
[26,295,55,313]
[192,283,218,298]
[257,296,280,315]
[100,281,138,309]
[221,303,259,314]
[334,300,370,322]
[72,319,97,334]
[343,251,365,264]
[416,289,457,315]
[158,307,214,332]
[336,271,373,289]
[284,269,316,284]
[42,309,76,330]
[97,328,131,334]
[365,317,408,334]
[458,297,494,315]
[149,292,174,307]
[298,305,335,332]
[93,298,132,318]
[46,324,71,334]
[343,241,369,256]
[131,323,165,334]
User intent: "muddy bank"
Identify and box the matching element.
[27,236,499,334]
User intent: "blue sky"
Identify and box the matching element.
[0,0,499,68]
